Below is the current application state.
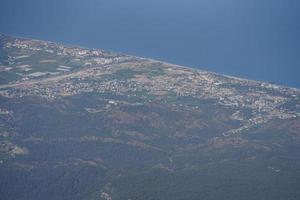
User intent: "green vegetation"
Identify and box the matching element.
[105,68,136,80]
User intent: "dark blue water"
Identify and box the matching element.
[1,0,299,88]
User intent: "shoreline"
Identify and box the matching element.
[1,33,299,91]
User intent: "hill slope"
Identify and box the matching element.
[0,34,300,200]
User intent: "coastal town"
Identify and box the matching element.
[0,35,299,138]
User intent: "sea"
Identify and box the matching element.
[0,0,299,88]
